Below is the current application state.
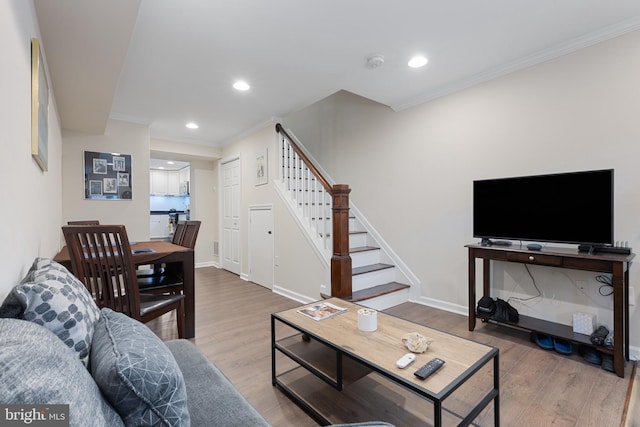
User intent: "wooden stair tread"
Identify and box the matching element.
[352,263,393,275]
[350,246,379,254]
[321,282,410,303]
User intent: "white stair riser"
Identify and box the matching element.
[350,233,368,248]
[349,217,365,231]
[352,268,395,292]
[356,288,411,311]
[351,249,381,268]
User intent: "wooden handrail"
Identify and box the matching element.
[275,123,352,298]
[275,123,333,193]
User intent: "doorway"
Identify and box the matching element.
[221,157,241,275]
[249,206,274,289]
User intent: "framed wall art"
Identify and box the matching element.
[255,147,268,186]
[84,151,133,200]
[31,38,49,172]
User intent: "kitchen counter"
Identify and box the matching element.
[150,210,186,215]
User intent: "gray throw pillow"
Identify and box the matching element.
[9,257,100,366]
[0,318,124,427]
[90,308,190,427]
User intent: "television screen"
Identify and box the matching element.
[473,169,613,246]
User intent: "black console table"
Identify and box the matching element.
[466,243,634,378]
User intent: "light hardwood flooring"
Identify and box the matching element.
[147,267,634,426]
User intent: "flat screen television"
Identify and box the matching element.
[473,169,613,247]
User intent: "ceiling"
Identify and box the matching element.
[149,159,190,171]
[34,1,640,147]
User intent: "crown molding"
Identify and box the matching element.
[392,16,640,112]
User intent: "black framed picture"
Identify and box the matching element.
[84,151,132,200]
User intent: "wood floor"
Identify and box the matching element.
[147,267,634,426]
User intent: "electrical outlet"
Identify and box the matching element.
[576,280,588,295]
[630,287,636,306]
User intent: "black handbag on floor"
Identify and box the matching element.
[477,296,519,322]
[476,296,496,316]
[493,298,519,322]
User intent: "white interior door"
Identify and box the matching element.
[221,158,241,275]
[249,206,274,289]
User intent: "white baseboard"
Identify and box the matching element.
[273,285,316,305]
[195,261,218,269]
[410,296,468,317]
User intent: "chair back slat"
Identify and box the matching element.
[179,220,201,249]
[62,225,141,319]
[172,222,186,245]
[67,220,100,225]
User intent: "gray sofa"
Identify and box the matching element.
[0,258,393,427]
[0,315,271,426]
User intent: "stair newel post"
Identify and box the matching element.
[331,184,352,298]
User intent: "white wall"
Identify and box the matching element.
[0,0,63,299]
[61,119,151,242]
[282,30,640,348]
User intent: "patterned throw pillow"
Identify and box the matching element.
[90,308,190,427]
[11,257,100,366]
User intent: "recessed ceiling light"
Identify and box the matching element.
[167,161,175,165]
[233,80,250,91]
[185,122,199,129]
[158,166,165,170]
[408,55,428,68]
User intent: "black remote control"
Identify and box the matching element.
[413,358,445,380]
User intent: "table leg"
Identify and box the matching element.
[182,250,195,339]
[625,266,630,361]
[494,353,500,427]
[469,250,476,331]
[612,263,624,377]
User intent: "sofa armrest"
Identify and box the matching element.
[166,339,270,427]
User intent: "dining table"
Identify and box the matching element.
[54,240,196,339]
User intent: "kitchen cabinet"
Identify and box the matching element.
[150,214,169,238]
[167,171,179,194]
[150,170,180,195]
[150,170,166,194]
[178,166,190,195]
[179,166,190,185]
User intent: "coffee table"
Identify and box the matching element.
[271,298,499,426]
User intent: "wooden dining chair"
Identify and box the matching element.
[137,220,201,294]
[173,221,187,246]
[67,220,100,225]
[180,221,201,249]
[62,224,185,338]
[136,221,187,278]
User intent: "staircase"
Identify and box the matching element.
[275,124,414,310]
[343,212,411,310]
